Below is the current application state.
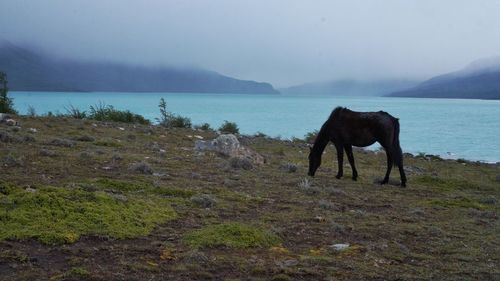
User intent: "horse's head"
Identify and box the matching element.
[308,145,321,176]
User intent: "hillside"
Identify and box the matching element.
[0,116,498,280]
[389,57,500,99]
[280,79,419,96]
[0,42,279,94]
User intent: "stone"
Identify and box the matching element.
[128,161,153,174]
[25,187,37,193]
[39,149,57,157]
[330,243,350,251]
[49,138,75,147]
[5,119,18,126]
[0,113,11,122]
[195,134,265,165]
[190,194,217,208]
[280,163,297,173]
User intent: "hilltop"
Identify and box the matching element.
[0,42,279,94]
[0,116,499,280]
[388,56,500,99]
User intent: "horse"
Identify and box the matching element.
[308,107,407,187]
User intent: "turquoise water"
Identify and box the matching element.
[10,91,500,163]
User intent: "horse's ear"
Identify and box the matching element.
[308,144,312,152]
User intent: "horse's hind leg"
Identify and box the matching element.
[381,148,393,185]
[393,145,407,187]
[334,143,344,179]
[344,144,358,181]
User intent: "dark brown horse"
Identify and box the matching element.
[308,107,407,187]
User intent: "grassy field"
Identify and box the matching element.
[0,116,499,280]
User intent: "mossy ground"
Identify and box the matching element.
[0,116,499,280]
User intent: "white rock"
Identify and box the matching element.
[28,128,38,133]
[330,243,350,251]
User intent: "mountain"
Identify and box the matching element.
[0,42,279,94]
[388,56,500,99]
[280,79,419,96]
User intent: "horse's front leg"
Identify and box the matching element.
[344,144,358,181]
[334,143,344,179]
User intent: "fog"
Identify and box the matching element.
[1,0,500,87]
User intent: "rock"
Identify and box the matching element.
[21,135,35,142]
[318,199,335,210]
[327,187,347,197]
[5,119,18,126]
[25,187,37,193]
[183,250,209,264]
[75,135,95,142]
[280,163,297,173]
[229,157,253,170]
[110,193,127,202]
[195,134,265,165]
[0,113,11,122]
[49,138,75,147]
[330,222,347,234]
[128,161,153,174]
[404,165,425,175]
[39,149,57,157]
[190,194,217,208]
[479,196,498,205]
[0,131,16,143]
[330,243,350,251]
[314,216,326,222]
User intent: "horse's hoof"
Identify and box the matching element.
[352,177,357,181]
[380,180,388,185]
[335,175,342,179]
[400,183,407,188]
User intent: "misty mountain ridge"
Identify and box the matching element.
[0,41,279,94]
[389,56,500,99]
[280,79,419,96]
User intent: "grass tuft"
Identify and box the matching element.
[184,222,280,249]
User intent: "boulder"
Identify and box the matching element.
[195,134,264,165]
[0,113,11,122]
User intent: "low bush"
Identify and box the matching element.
[219,120,239,134]
[89,102,150,124]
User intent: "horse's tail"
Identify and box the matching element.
[392,118,400,147]
[392,118,403,166]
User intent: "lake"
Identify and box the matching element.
[10,91,500,163]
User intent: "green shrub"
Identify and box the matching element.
[64,105,87,119]
[156,98,192,128]
[89,102,149,124]
[194,123,212,131]
[219,120,239,134]
[0,72,17,114]
[184,222,280,249]
[304,130,318,143]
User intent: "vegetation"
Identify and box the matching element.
[184,222,280,249]
[194,122,212,131]
[0,115,498,280]
[219,120,239,134]
[0,181,177,244]
[304,130,318,143]
[157,97,192,128]
[0,71,17,114]
[89,102,150,124]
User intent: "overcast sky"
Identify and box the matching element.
[1,0,500,87]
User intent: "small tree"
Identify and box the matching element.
[156,98,191,128]
[219,120,239,134]
[0,72,17,114]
